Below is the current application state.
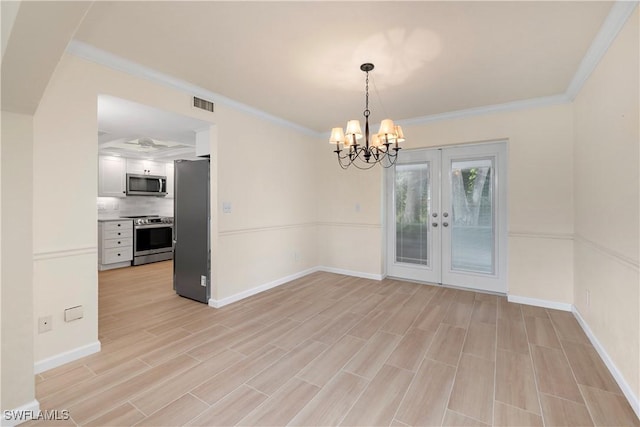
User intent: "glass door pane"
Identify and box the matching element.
[395,163,431,266]
[386,149,441,284]
[450,158,494,274]
[441,142,507,293]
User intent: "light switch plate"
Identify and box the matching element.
[64,305,83,322]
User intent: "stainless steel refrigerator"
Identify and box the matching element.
[173,159,210,303]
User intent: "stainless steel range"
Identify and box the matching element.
[121,216,173,265]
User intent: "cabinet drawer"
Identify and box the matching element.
[103,237,133,249]
[103,247,133,264]
[103,229,133,239]
[104,221,132,232]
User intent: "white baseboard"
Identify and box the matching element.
[208,266,384,308]
[507,294,572,312]
[34,341,101,374]
[572,307,640,420]
[317,266,384,281]
[2,399,39,427]
[510,295,639,419]
[209,267,319,308]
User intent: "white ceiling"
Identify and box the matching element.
[73,1,614,134]
[97,95,210,159]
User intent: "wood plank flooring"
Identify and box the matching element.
[29,261,639,426]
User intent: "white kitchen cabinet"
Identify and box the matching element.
[98,220,133,271]
[98,156,126,198]
[165,162,174,199]
[126,159,166,176]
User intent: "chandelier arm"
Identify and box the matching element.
[337,156,351,169]
[351,158,378,170]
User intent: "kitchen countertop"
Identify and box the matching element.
[98,217,131,222]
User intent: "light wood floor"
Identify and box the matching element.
[30,261,639,426]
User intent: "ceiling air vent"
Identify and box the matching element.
[193,96,214,113]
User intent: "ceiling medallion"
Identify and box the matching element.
[329,63,404,169]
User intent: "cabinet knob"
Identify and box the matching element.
[118,232,121,235]
[118,241,121,244]
[117,253,121,256]
[117,224,121,227]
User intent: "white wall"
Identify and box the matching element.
[97,196,174,218]
[573,8,639,403]
[1,111,35,411]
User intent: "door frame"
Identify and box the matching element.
[383,139,509,294]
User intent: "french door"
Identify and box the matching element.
[386,142,507,293]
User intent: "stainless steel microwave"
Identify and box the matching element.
[126,173,167,196]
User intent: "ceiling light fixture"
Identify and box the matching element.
[329,63,404,169]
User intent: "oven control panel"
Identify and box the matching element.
[125,216,173,226]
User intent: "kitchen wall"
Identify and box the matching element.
[97,196,173,218]
[573,8,639,405]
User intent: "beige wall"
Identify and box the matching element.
[316,143,385,277]
[212,102,318,300]
[317,104,575,302]
[32,53,318,363]
[1,111,35,411]
[573,8,639,401]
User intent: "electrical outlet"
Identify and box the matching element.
[38,316,53,333]
[200,275,207,287]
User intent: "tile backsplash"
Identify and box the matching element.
[98,196,173,218]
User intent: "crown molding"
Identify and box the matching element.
[66,40,318,138]
[67,1,637,136]
[565,1,638,100]
[396,94,570,128]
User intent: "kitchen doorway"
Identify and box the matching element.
[386,141,508,293]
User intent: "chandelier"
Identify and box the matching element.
[329,63,404,169]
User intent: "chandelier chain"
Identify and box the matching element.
[364,70,370,117]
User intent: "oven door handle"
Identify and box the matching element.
[135,224,173,230]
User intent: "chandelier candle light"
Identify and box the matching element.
[329,63,404,169]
